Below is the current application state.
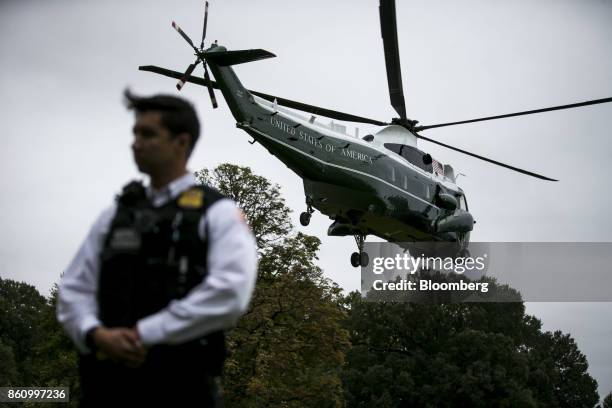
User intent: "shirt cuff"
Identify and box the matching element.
[78,316,102,354]
[136,313,167,346]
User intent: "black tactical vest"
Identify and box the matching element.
[97,180,226,374]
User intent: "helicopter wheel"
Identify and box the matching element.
[351,234,368,267]
[360,252,369,267]
[299,212,311,226]
[350,251,369,267]
[300,199,315,227]
[350,252,361,267]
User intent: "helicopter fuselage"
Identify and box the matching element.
[206,46,474,246]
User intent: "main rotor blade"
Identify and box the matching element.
[380,0,407,119]
[415,97,612,131]
[176,59,201,91]
[203,63,218,109]
[172,21,198,53]
[139,65,389,125]
[415,133,557,181]
[200,1,209,50]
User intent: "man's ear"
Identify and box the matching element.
[175,132,191,153]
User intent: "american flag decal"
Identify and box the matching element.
[432,159,444,176]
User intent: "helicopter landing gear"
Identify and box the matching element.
[457,248,471,258]
[351,234,369,267]
[456,232,471,258]
[300,200,315,226]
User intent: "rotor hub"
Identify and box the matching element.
[391,117,419,131]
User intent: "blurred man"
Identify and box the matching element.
[57,91,257,407]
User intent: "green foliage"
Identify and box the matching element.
[32,284,80,401]
[0,337,19,385]
[530,330,600,408]
[195,164,292,252]
[0,277,47,385]
[602,392,612,408]
[224,234,349,408]
[0,278,79,407]
[198,164,349,407]
[342,292,600,407]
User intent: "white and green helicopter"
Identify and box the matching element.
[140,0,611,267]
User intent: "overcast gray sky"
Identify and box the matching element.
[1,0,611,398]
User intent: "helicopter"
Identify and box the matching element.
[140,0,612,267]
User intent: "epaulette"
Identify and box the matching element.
[176,184,226,212]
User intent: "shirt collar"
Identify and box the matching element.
[146,172,197,207]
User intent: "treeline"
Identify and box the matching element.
[0,164,609,407]
[0,281,79,407]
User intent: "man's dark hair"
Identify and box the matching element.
[124,89,200,156]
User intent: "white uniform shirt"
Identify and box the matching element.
[57,173,258,353]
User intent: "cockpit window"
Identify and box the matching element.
[384,143,433,173]
[457,194,468,210]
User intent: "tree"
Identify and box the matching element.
[197,164,350,407]
[602,392,612,408]
[529,330,599,408]
[0,277,47,385]
[0,337,19,386]
[32,283,80,405]
[224,233,349,407]
[196,164,292,253]
[342,286,600,407]
[0,278,80,406]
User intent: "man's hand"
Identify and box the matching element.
[92,326,147,368]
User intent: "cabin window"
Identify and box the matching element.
[390,166,396,182]
[384,143,433,173]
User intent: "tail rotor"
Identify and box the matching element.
[200,1,209,50]
[171,1,218,109]
[176,59,201,91]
